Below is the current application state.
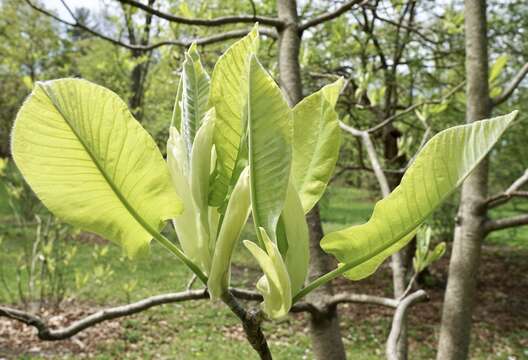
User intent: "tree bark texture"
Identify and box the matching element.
[437,0,491,359]
[276,1,347,359]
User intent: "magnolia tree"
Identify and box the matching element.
[3,25,518,359]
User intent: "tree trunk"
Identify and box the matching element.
[437,0,491,359]
[276,1,347,359]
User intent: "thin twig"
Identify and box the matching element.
[116,0,284,28]
[386,290,428,360]
[25,0,277,52]
[485,169,528,209]
[491,62,528,107]
[300,0,367,31]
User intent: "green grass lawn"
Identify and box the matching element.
[0,186,526,359]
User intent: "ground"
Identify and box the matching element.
[0,187,526,359]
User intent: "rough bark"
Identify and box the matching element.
[276,1,347,359]
[437,0,491,359]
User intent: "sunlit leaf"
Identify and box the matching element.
[247,55,292,242]
[208,168,251,299]
[12,79,182,258]
[281,182,309,295]
[292,78,343,213]
[322,111,518,280]
[209,25,259,207]
[181,44,210,155]
[244,228,291,319]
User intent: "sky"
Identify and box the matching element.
[42,0,106,21]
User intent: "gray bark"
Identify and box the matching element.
[437,0,491,359]
[276,1,347,359]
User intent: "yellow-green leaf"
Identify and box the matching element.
[12,79,182,258]
[247,55,292,242]
[209,25,259,207]
[244,228,292,319]
[281,182,310,295]
[181,44,210,154]
[322,111,518,280]
[208,167,251,299]
[292,78,343,213]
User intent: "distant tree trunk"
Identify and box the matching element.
[437,0,491,359]
[276,1,347,359]
[122,0,155,121]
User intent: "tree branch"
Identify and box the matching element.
[25,0,277,52]
[116,0,284,28]
[339,121,391,196]
[366,81,465,134]
[0,289,208,340]
[491,62,528,107]
[299,0,366,31]
[327,292,399,308]
[386,290,428,360]
[220,292,272,360]
[485,169,528,209]
[484,214,528,233]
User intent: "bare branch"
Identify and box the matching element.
[300,0,366,31]
[0,289,208,340]
[484,214,528,233]
[327,292,399,308]
[25,0,277,52]
[486,169,528,209]
[116,0,284,28]
[339,122,391,196]
[386,290,428,360]
[367,81,465,134]
[491,62,528,107]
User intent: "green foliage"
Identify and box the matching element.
[413,227,446,274]
[7,22,519,322]
[11,79,183,258]
[209,26,259,207]
[291,78,344,213]
[321,112,518,280]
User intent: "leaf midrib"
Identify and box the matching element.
[39,82,162,240]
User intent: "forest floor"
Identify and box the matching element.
[0,187,526,359]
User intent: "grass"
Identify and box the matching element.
[0,186,527,359]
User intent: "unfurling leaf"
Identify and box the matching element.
[247,54,292,243]
[413,227,446,274]
[291,78,343,213]
[244,228,292,319]
[181,44,210,155]
[321,111,518,280]
[167,124,211,272]
[280,182,309,295]
[208,168,251,299]
[209,25,259,207]
[12,79,182,258]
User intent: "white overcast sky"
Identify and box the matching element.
[42,0,107,21]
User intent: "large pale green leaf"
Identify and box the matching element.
[208,167,251,299]
[292,78,344,213]
[181,44,210,155]
[167,126,210,272]
[12,79,182,258]
[321,111,518,280]
[209,25,259,207]
[244,228,292,319]
[281,182,310,295]
[247,55,292,242]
